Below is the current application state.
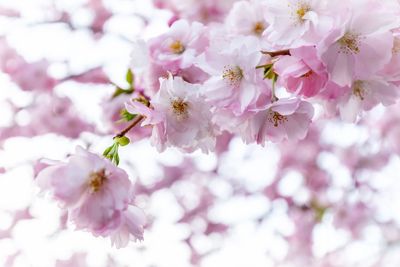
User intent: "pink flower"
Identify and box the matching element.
[263,0,332,47]
[36,147,145,247]
[225,0,268,38]
[110,205,147,248]
[318,3,398,87]
[380,29,400,82]
[338,79,399,122]
[131,32,209,97]
[274,46,328,97]
[148,19,207,69]
[196,36,264,114]
[245,98,314,143]
[126,75,216,152]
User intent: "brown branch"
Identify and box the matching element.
[115,115,144,138]
[261,49,290,57]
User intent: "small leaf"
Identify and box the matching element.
[103,145,113,157]
[112,87,134,99]
[114,153,120,166]
[120,108,137,122]
[126,69,134,87]
[115,136,130,146]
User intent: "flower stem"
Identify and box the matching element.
[115,115,144,138]
[261,49,290,57]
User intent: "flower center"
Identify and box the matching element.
[89,169,107,193]
[338,32,361,54]
[222,66,244,86]
[352,80,366,100]
[171,98,189,119]
[393,37,400,54]
[253,21,266,35]
[268,110,288,127]
[301,70,313,78]
[169,40,185,54]
[290,1,311,24]
[296,4,311,21]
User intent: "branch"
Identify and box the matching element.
[115,115,144,138]
[261,49,290,57]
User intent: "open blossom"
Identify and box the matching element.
[274,46,328,97]
[380,29,400,82]
[225,0,268,39]
[130,23,209,96]
[318,2,399,87]
[263,0,331,47]
[245,98,314,143]
[147,19,207,69]
[338,79,399,122]
[126,75,216,153]
[36,147,145,247]
[196,36,264,114]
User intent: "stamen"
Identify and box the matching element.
[171,98,189,120]
[296,4,311,21]
[222,66,244,86]
[338,32,362,54]
[268,110,288,127]
[89,169,107,193]
[352,80,366,100]
[289,1,311,24]
[301,70,313,78]
[169,40,185,54]
[393,37,400,54]
[253,21,266,35]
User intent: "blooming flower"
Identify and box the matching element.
[196,36,264,114]
[263,0,331,47]
[244,98,314,143]
[225,0,268,38]
[274,46,328,97]
[36,146,145,247]
[126,74,216,153]
[318,2,399,86]
[338,79,398,122]
[148,19,207,69]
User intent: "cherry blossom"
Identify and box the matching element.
[36,147,145,247]
[245,98,314,143]
[126,74,216,152]
[3,0,400,265]
[317,2,398,87]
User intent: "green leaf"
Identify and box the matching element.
[112,87,134,99]
[120,108,137,122]
[113,152,120,166]
[103,142,121,165]
[126,69,134,87]
[103,145,113,157]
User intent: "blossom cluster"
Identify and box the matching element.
[126,0,400,153]
[3,0,400,263]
